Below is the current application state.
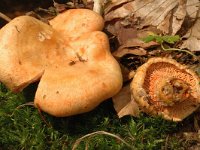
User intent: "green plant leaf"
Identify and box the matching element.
[162,35,180,44]
[142,34,180,44]
[154,36,164,44]
[142,35,157,43]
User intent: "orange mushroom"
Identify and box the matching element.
[0,9,122,117]
[49,8,104,41]
[0,16,56,92]
[131,57,200,121]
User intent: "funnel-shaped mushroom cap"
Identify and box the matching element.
[131,57,200,121]
[0,9,122,117]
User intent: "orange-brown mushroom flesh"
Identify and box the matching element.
[35,31,122,116]
[0,9,122,117]
[131,57,200,121]
[144,62,194,107]
[49,8,104,41]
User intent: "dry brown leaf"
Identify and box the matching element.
[112,84,140,118]
[181,19,200,52]
[119,65,135,82]
[113,48,147,58]
[104,0,131,14]
[113,21,159,47]
[179,0,200,51]
[116,24,137,45]
[104,0,196,35]
[105,19,137,44]
[112,35,158,58]
[104,0,200,54]
[104,1,134,22]
[186,0,200,20]
[160,0,186,35]
[121,38,159,49]
[119,64,131,82]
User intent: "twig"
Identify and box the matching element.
[37,106,52,128]
[93,0,104,15]
[17,102,52,128]
[161,43,197,59]
[37,107,52,128]
[16,101,35,109]
[72,130,133,150]
[0,12,11,22]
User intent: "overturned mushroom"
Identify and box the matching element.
[131,57,200,121]
[0,9,122,117]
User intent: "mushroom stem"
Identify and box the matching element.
[156,78,190,106]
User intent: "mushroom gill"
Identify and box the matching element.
[131,57,200,121]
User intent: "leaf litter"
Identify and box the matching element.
[103,0,200,145]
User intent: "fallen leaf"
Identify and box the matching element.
[116,24,137,45]
[104,0,199,35]
[119,64,131,82]
[105,0,186,34]
[181,19,200,51]
[106,21,158,59]
[121,38,159,49]
[113,48,147,58]
[112,84,140,118]
[186,0,199,20]
[160,1,183,34]
[178,0,200,51]
[104,0,131,14]
[104,0,200,56]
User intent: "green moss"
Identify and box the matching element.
[0,83,189,150]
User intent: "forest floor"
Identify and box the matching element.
[0,0,200,149]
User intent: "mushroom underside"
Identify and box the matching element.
[132,58,200,121]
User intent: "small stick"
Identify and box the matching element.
[0,12,11,22]
[37,107,52,128]
[16,101,35,109]
[161,43,197,59]
[17,102,52,128]
[72,130,133,150]
[93,0,104,15]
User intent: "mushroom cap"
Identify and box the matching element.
[130,57,200,121]
[0,9,122,117]
[0,16,60,92]
[49,8,104,41]
[35,31,122,116]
